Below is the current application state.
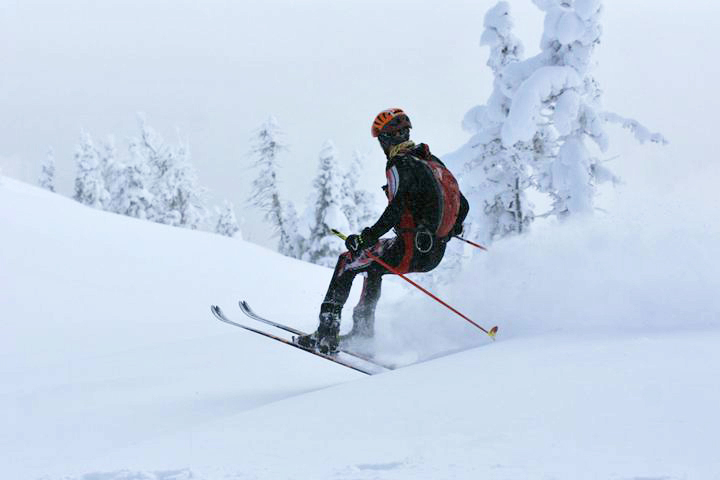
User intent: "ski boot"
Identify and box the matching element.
[295,303,341,354]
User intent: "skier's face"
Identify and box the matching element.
[378,127,410,155]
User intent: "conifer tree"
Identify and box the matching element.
[112,136,155,220]
[39,147,56,193]
[342,150,378,231]
[248,116,303,258]
[215,200,242,238]
[498,0,666,218]
[278,200,304,259]
[163,141,206,229]
[304,141,350,267]
[74,130,110,209]
[98,137,123,211]
[130,117,206,228]
[457,0,666,245]
[459,1,534,243]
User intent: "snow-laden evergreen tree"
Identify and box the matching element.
[459,1,534,244]
[73,130,110,209]
[111,136,155,220]
[161,142,206,229]
[97,137,122,210]
[457,0,666,242]
[342,150,379,232]
[39,147,56,192]
[215,200,242,238]
[130,116,206,229]
[497,0,666,218]
[278,199,305,259]
[133,116,175,223]
[304,140,350,267]
[248,116,304,258]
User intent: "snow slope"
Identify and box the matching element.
[2,176,720,479]
[0,177,366,477]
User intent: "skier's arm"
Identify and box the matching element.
[365,198,402,241]
[457,191,469,225]
[362,162,411,243]
[452,191,470,236]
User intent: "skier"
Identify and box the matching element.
[296,108,469,353]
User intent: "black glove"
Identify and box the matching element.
[345,234,364,254]
[345,228,379,256]
[360,227,378,248]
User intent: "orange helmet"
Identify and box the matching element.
[371,108,412,138]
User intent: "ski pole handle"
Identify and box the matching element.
[330,228,498,340]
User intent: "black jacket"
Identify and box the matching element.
[366,143,469,241]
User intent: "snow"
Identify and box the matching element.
[482,1,515,40]
[0,177,359,474]
[603,112,669,145]
[3,143,720,479]
[575,0,602,21]
[556,11,585,45]
[69,332,720,479]
[553,89,581,136]
[501,66,581,146]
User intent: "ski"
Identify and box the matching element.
[210,305,380,375]
[238,300,395,370]
[239,300,304,335]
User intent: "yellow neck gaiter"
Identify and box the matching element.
[388,140,416,160]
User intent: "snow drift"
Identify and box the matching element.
[2,166,719,479]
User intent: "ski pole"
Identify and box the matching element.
[330,228,498,340]
[454,235,488,251]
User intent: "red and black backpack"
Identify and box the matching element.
[386,143,462,239]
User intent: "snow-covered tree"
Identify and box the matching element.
[278,200,305,258]
[39,147,56,192]
[499,0,666,218]
[342,150,379,231]
[161,142,206,229]
[304,140,350,267]
[74,130,110,209]
[111,136,155,220]
[97,136,125,211]
[457,0,666,243]
[459,1,534,243]
[215,200,242,238]
[248,116,304,258]
[130,116,206,229]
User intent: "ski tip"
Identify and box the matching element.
[488,326,499,340]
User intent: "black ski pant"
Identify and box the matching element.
[321,232,447,331]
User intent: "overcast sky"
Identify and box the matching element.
[2,0,718,246]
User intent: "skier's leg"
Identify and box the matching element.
[299,237,406,350]
[297,251,366,353]
[410,237,448,273]
[347,235,408,338]
[350,269,383,337]
[322,252,363,309]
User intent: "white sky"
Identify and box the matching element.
[2,0,718,246]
